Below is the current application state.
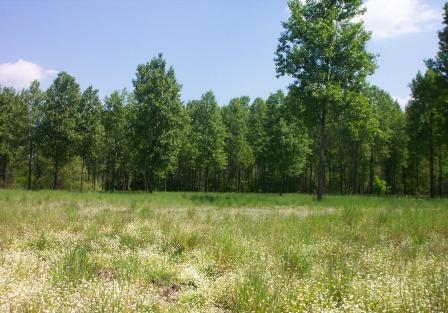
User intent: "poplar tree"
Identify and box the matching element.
[187,91,226,191]
[265,91,310,194]
[77,86,102,190]
[426,3,448,81]
[222,97,254,192]
[21,80,44,190]
[0,87,27,187]
[40,72,81,189]
[132,54,184,192]
[248,97,269,191]
[407,70,444,197]
[102,90,130,191]
[275,0,376,200]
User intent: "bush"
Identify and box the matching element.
[373,176,388,195]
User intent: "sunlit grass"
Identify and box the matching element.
[0,189,447,312]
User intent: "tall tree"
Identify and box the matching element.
[102,90,130,191]
[187,91,226,192]
[426,2,448,195]
[77,86,102,191]
[407,70,444,197]
[426,3,448,81]
[365,85,407,194]
[0,86,27,187]
[248,97,269,191]
[40,72,80,189]
[275,0,376,200]
[21,81,44,190]
[132,54,184,192]
[265,91,310,194]
[222,97,254,192]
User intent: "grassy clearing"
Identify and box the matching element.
[0,190,447,312]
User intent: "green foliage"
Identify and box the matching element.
[222,96,254,192]
[0,6,446,197]
[102,90,131,191]
[21,80,45,190]
[373,176,387,195]
[276,0,376,200]
[264,91,310,192]
[132,54,184,191]
[187,91,227,191]
[407,69,445,197]
[40,72,81,189]
[0,86,28,187]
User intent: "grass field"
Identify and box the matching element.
[0,190,447,312]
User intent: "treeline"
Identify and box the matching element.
[0,1,447,197]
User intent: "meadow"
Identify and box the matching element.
[0,190,447,312]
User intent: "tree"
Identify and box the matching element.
[40,72,80,189]
[407,70,444,197]
[175,106,196,191]
[365,85,407,194]
[265,91,310,194]
[21,80,44,190]
[77,86,102,191]
[341,92,377,194]
[248,97,269,191]
[102,90,131,191]
[187,91,226,191]
[132,54,184,192]
[275,0,376,200]
[425,3,448,195]
[0,86,27,187]
[222,97,254,192]
[426,3,448,81]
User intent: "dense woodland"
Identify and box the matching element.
[0,1,447,198]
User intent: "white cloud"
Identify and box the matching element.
[363,0,441,39]
[0,59,57,89]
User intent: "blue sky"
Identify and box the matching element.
[0,0,445,109]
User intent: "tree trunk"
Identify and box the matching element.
[369,146,374,194]
[328,155,332,193]
[176,162,181,192]
[1,157,7,188]
[402,166,407,195]
[353,143,359,194]
[309,163,313,194]
[214,165,217,192]
[416,159,420,194]
[339,147,343,194]
[80,158,85,191]
[101,170,104,191]
[361,163,365,194]
[146,168,153,193]
[93,161,96,191]
[317,109,326,201]
[205,165,209,192]
[237,166,241,193]
[27,140,33,190]
[111,161,116,192]
[303,163,308,193]
[429,121,435,198]
[438,147,443,196]
[53,160,59,190]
